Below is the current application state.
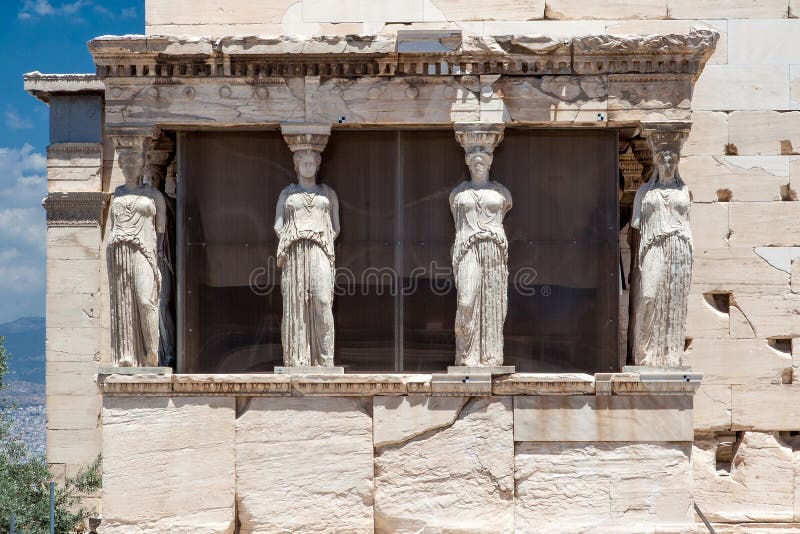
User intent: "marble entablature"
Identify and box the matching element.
[81,29,717,129]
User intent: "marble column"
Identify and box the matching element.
[631,122,692,367]
[450,123,513,371]
[275,124,342,373]
[107,131,166,368]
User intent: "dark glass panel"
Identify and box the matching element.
[322,131,397,372]
[493,129,619,372]
[400,130,462,371]
[180,128,618,373]
[183,132,291,373]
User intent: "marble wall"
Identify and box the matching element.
[99,378,696,534]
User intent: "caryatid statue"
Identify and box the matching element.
[107,135,166,367]
[451,124,512,367]
[275,124,340,367]
[143,135,176,367]
[631,123,692,366]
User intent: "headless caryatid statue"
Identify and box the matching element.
[631,125,692,366]
[275,129,340,368]
[108,138,166,367]
[450,125,512,367]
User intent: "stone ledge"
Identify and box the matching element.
[493,372,595,395]
[99,371,702,397]
[23,72,104,103]
[596,371,702,395]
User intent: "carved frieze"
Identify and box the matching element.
[46,142,102,158]
[85,31,717,130]
[89,31,718,81]
[42,191,109,227]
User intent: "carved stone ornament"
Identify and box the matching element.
[107,133,167,367]
[88,30,718,80]
[631,122,692,367]
[275,124,340,368]
[451,123,512,367]
[42,191,108,227]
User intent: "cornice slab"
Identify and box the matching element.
[24,72,104,103]
[88,31,718,80]
[573,30,719,79]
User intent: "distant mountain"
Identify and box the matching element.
[0,316,45,384]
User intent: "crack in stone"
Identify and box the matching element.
[469,451,513,499]
[374,397,470,450]
[730,297,757,337]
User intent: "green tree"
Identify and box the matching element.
[0,336,101,533]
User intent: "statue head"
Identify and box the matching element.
[643,125,689,185]
[118,148,145,187]
[143,164,165,189]
[653,147,679,183]
[293,149,322,183]
[465,150,493,184]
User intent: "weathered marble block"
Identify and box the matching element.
[514,395,693,442]
[102,396,236,533]
[516,441,693,532]
[693,432,795,523]
[235,397,374,534]
[374,396,514,533]
[692,65,790,112]
[693,384,732,431]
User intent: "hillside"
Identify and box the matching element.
[0,316,45,384]
[0,317,46,456]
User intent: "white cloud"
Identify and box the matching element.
[30,0,55,15]
[20,0,137,20]
[0,145,47,316]
[18,0,88,20]
[0,248,42,294]
[92,4,111,16]
[5,106,33,131]
[0,263,43,293]
[62,0,90,15]
[0,209,45,248]
[0,144,46,178]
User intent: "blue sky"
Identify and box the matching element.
[0,1,143,323]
